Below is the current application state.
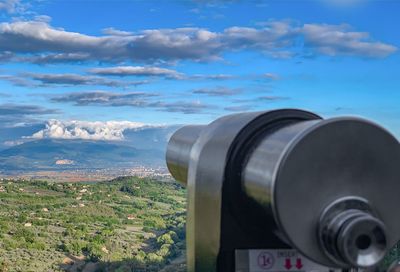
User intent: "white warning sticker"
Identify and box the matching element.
[237,249,340,272]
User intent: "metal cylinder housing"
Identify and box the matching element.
[166,125,205,185]
[242,116,400,268]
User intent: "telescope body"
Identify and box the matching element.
[166,109,400,272]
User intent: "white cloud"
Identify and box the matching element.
[0,21,223,62]
[26,72,145,87]
[102,27,133,36]
[0,0,20,13]
[193,86,241,96]
[302,24,397,57]
[5,21,195,62]
[0,20,395,64]
[89,66,236,81]
[89,66,184,79]
[263,73,280,80]
[34,15,52,23]
[51,90,156,106]
[189,74,235,80]
[28,120,149,141]
[51,91,215,114]
[3,140,24,146]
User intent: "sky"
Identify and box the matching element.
[0,0,399,146]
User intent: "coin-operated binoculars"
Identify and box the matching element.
[166,109,400,272]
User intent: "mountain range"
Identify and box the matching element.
[0,126,180,172]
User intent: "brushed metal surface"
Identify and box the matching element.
[243,117,400,267]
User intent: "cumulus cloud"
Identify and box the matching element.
[28,119,148,141]
[193,86,241,96]
[89,66,184,79]
[0,20,395,64]
[302,24,397,57]
[222,21,296,51]
[0,21,223,62]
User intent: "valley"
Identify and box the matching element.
[0,176,186,271]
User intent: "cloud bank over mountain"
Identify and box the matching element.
[28,120,150,141]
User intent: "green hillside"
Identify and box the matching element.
[0,177,186,271]
[0,139,165,171]
[1,176,399,272]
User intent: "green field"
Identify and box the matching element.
[0,177,186,272]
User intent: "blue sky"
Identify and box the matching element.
[0,0,399,146]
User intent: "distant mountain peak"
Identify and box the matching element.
[0,126,181,172]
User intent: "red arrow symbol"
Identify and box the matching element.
[284,258,292,270]
[295,258,303,269]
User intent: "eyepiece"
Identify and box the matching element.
[338,213,387,267]
[319,198,387,268]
